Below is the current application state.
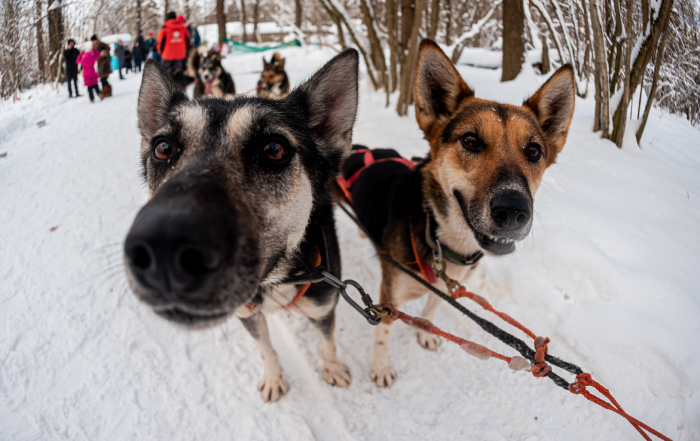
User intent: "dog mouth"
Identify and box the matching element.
[154,305,230,327]
[455,191,516,256]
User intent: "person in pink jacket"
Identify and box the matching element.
[76,48,103,102]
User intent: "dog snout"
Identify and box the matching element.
[490,190,531,234]
[125,204,226,301]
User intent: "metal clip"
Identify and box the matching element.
[321,271,382,325]
[431,244,462,294]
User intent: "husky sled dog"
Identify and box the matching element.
[258,52,290,99]
[338,40,575,388]
[188,49,236,99]
[124,50,359,402]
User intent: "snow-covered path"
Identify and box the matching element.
[1,47,699,440]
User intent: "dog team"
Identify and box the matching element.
[124,39,575,402]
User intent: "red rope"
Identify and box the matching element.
[452,287,537,340]
[379,298,673,440]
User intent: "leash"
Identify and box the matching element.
[330,194,672,441]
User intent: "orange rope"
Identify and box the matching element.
[380,298,674,440]
[282,249,323,309]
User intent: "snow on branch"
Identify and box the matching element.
[444,0,503,60]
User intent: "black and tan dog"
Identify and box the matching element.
[188,49,236,99]
[338,40,575,387]
[257,52,290,99]
[124,50,359,402]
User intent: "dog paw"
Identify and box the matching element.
[257,373,289,403]
[417,332,441,351]
[370,364,396,388]
[323,360,352,388]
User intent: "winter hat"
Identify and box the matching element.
[177,14,185,23]
[148,32,153,37]
[90,34,98,41]
[167,11,176,20]
[139,29,143,34]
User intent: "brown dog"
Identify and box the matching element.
[338,40,575,387]
[258,52,290,99]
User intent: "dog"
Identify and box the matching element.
[124,49,359,402]
[188,49,236,99]
[337,39,575,388]
[257,51,290,99]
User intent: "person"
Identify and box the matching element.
[76,46,102,102]
[146,46,161,62]
[144,32,156,55]
[135,30,146,60]
[92,35,112,97]
[132,41,142,72]
[115,39,126,79]
[157,11,190,76]
[124,47,132,73]
[63,39,81,98]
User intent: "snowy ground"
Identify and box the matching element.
[1,46,699,440]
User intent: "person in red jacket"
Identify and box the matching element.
[157,11,191,76]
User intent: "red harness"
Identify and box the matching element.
[338,149,419,204]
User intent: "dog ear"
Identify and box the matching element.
[187,50,199,76]
[523,64,575,165]
[262,57,270,69]
[138,60,188,138]
[277,58,285,71]
[289,49,359,158]
[414,39,474,141]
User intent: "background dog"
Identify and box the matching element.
[258,51,290,99]
[338,39,575,388]
[188,49,236,99]
[124,50,359,402]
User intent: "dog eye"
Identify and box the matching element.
[525,142,542,161]
[461,133,483,152]
[153,141,173,161]
[263,142,287,161]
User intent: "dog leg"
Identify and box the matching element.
[308,311,352,388]
[417,292,443,351]
[238,312,289,403]
[370,284,398,388]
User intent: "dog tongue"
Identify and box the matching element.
[204,80,213,96]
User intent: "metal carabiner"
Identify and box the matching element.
[321,271,382,325]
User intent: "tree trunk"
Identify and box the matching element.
[428,0,439,40]
[47,0,65,84]
[217,0,225,46]
[295,0,302,29]
[387,0,398,93]
[611,0,673,140]
[359,0,387,91]
[399,0,414,71]
[164,0,169,22]
[501,0,524,81]
[240,1,247,42]
[333,10,345,49]
[540,34,550,74]
[590,0,610,136]
[444,0,452,45]
[253,0,259,37]
[611,0,632,147]
[136,0,142,34]
[35,0,46,83]
[396,0,425,116]
[636,19,669,144]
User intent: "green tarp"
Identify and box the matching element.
[223,38,301,53]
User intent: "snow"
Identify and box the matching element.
[1,46,699,440]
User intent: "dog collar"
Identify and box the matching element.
[425,212,483,266]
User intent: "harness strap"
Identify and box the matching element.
[338,149,419,203]
[281,249,323,309]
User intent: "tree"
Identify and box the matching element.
[35,0,46,83]
[501,0,524,81]
[295,0,302,29]
[47,0,65,84]
[217,0,226,46]
[396,0,425,115]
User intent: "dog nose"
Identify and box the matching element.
[490,190,531,233]
[124,204,224,299]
